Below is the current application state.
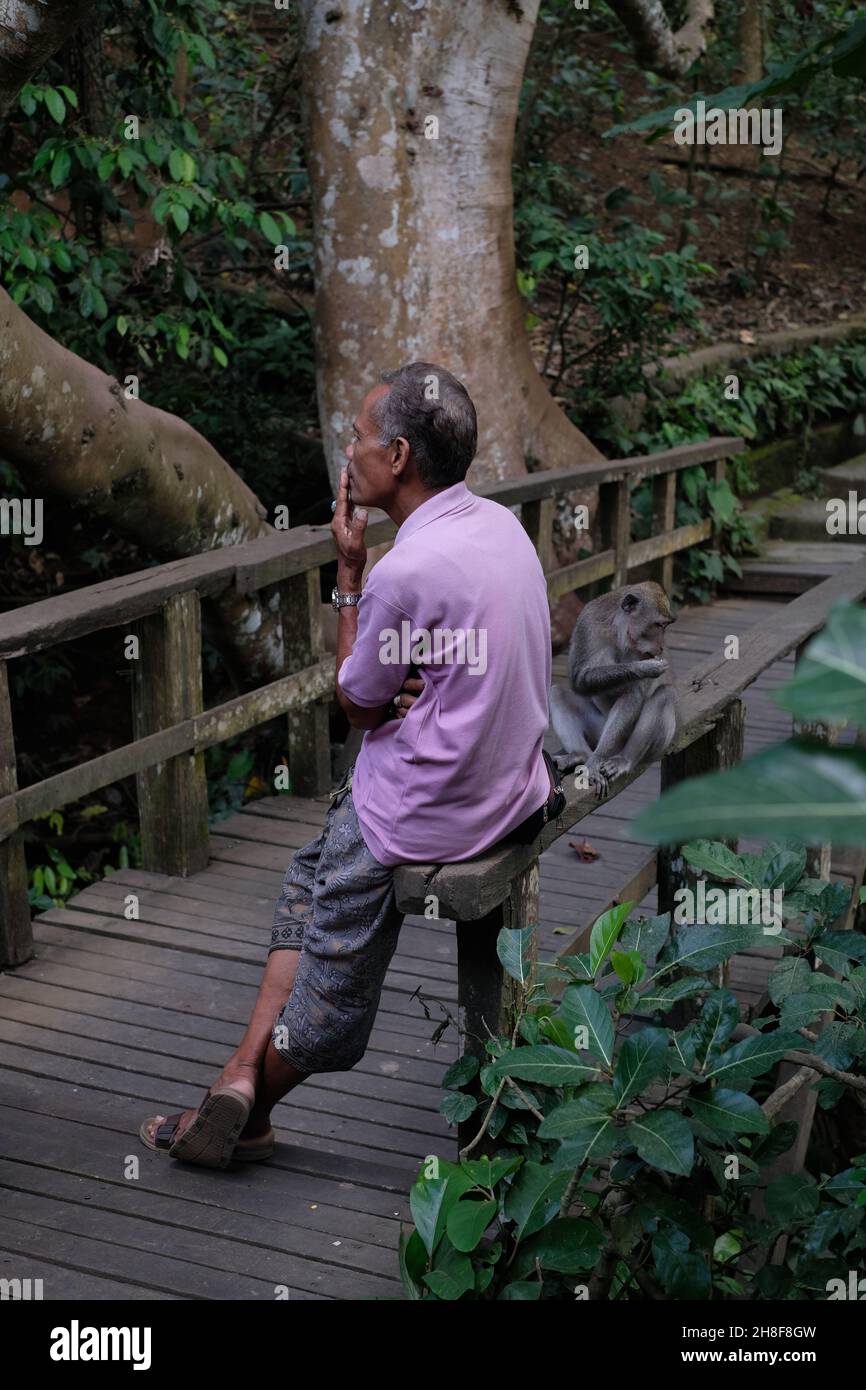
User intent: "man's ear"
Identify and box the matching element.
[620,593,640,612]
[392,436,411,474]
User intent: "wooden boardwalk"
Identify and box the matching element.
[0,593,812,1300]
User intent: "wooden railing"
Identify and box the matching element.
[391,560,866,1144]
[0,436,743,966]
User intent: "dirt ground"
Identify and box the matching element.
[540,41,866,351]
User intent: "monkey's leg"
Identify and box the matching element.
[584,688,644,798]
[621,687,678,768]
[549,685,604,770]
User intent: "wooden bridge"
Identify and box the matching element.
[1,439,864,1300]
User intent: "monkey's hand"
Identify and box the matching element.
[636,658,668,679]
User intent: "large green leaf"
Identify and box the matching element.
[762,844,807,891]
[488,1045,596,1086]
[815,930,866,975]
[589,901,632,976]
[627,1108,695,1176]
[768,956,813,1004]
[422,1244,475,1300]
[652,1229,711,1300]
[765,1173,820,1227]
[633,740,866,846]
[612,1027,670,1106]
[682,841,751,884]
[496,924,536,985]
[539,1083,617,1140]
[398,1227,428,1299]
[441,1055,479,1089]
[459,1155,522,1188]
[814,1022,866,1071]
[638,977,709,1014]
[446,1197,498,1253]
[440,1091,478,1125]
[620,912,671,965]
[410,1166,476,1258]
[559,984,615,1066]
[503,1162,570,1242]
[703,1031,802,1086]
[689,989,741,1069]
[686,1088,770,1136]
[653,923,759,976]
[511,1218,605,1277]
[498,1280,542,1300]
[776,603,866,725]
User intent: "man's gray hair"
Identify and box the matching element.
[373,361,478,487]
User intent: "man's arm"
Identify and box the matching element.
[331,467,392,731]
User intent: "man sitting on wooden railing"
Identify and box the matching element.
[139,361,562,1168]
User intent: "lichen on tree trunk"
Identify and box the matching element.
[298,0,604,488]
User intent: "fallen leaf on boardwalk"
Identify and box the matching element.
[569,838,600,862]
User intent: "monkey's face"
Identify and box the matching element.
[620,589,674,657]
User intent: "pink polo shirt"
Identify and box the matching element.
[337,481,551,866]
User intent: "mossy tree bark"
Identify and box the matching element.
[297,0,606,488]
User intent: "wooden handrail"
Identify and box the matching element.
[392,560,866,921]
[0,437,742,660]
[0,435,743,965]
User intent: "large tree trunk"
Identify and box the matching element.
[0,0,97,120]
[297,0,604,487]
[0,287,286,681]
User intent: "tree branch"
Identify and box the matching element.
[733,1022,866,1094]
[605,0,715,80]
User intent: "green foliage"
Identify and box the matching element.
[634,601,866,844]
[604,13,866,142]
[400,875,866,1299]
[24,805,139,909]
[2,2,299,361]
[516,191,711,407]
[0,0,316,505]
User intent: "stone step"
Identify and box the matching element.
[819,453,866,493]
[723,539,866,594]
[767,497,852,542]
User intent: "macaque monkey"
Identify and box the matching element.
[549,581,678,797]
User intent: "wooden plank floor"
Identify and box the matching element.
[0,593,815,1300]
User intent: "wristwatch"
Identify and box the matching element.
[331,585,362,611]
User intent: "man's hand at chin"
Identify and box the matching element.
[332,466,368,577]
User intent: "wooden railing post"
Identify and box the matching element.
[131,591,210,876]
[651,471,677,593]
[708,456,727,595]
[597,478,631,589]
[455,859,539,1153]
[0,660,32,966]
[522,497,555,576]
[282,570,331,796]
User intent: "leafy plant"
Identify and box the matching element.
[399,849,866,1299]
[633,600,866,844]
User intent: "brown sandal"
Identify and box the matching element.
[139,1084,253,1170]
